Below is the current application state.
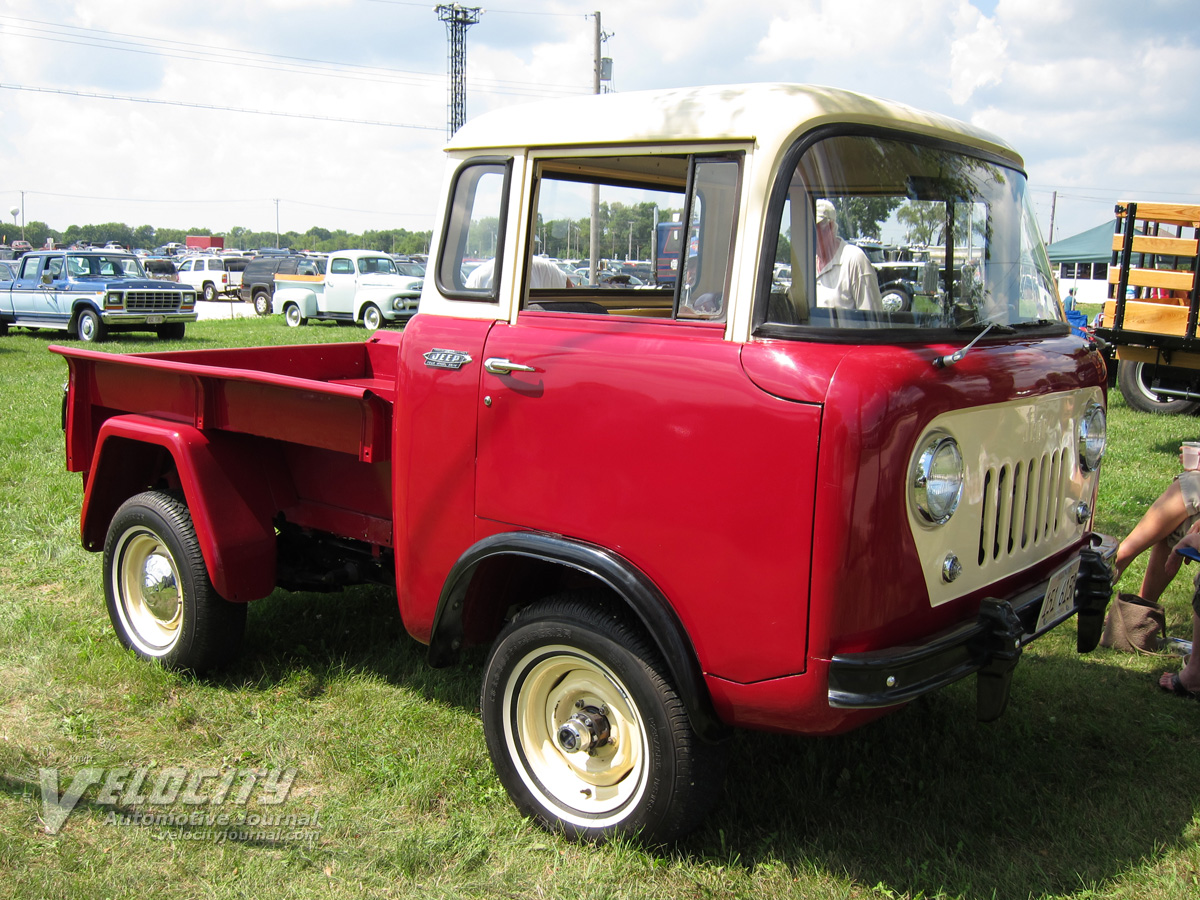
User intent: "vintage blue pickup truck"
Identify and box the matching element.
[0,249,197,341]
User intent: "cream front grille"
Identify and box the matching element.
[908,389,1103,608]
[978,449,1071,565]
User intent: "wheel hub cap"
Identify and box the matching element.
[141,552,180,621]
[556,706,612,754]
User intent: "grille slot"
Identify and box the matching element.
[123,291,184,312]
[978,449,1068,565]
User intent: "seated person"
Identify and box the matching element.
[814,199,881,312]
[1113,457,1200,698]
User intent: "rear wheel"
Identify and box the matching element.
[284,303,306,327]
[76,308,106,343]
[361,303,383,331]
[1117,360,1200,415]
[480,594,727,844]
[253,291,272,316]
[202,282,218,302]
[103,491,246,672]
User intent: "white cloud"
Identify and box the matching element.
[949,14,1007,104]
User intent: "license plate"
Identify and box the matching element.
[1036,557,1081,632]
[146,315,164,324]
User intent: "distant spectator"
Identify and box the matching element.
[466,256,572,290]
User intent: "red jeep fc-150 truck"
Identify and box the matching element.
[52,84,1114,843]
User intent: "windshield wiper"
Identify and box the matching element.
[934,322,1011,368]
[1010,318,1060,329]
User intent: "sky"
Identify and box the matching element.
[1,0,1199,246]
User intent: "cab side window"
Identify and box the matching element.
[524,153,740,321]
[436,159,511,301]
[330,259,354,275]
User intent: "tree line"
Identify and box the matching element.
[1,222,433,256]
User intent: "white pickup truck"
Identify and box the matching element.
[272,249,423,329]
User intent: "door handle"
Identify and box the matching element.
[484,357,537,375]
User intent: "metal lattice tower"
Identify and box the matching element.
[436,4,482,138]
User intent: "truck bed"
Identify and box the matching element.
[51,333,400,469]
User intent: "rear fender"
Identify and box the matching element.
[272,287,317,318]
[80,415,278,601]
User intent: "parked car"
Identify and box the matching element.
[1,249,196,341]
[175,256,247,303]
[240,255,323,315]
[143,258,179,281]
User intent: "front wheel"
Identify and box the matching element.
[103,491,246,672]
[76,308,106,343]
[480,595,726,844]
[284,303,306,327]
[361,303,383,331]
[1117,360,1200,415]
[157,322,186,340]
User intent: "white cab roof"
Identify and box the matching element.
[447,82,1022,168]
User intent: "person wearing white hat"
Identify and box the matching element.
[813,199,882,313]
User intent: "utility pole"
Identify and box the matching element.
[588,11,608,283]
[1048,190,1058,244]
[274,198,280,249]
[437,4,482,138]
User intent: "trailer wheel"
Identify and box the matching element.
[253,291,273,316]
[104,491,246,672]
[480,594,726,844]
[284,303,306,327]
[361,303,383,331]
[1117,360,1200,415]
[76,308,106,343]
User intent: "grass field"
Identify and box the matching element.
[1,317,1198,900]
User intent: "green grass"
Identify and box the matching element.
[2,318,1199,899]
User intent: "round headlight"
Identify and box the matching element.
[1078,403,1107,472]
[912,434,964,525]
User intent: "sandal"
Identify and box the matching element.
[1161,672,1200,701]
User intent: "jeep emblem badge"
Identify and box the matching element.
[423,349,473,370]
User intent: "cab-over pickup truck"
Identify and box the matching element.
[4,249,197,341]
[53,83,1114,844]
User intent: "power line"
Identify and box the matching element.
[0,15,590,98]
[0,82,444,130]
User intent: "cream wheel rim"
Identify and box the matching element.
[503,645,649,825]
[113,528,183,655]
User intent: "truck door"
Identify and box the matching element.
[10,254,68,323]
[324,257,357,315]
[473,154,819,684]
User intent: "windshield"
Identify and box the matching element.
[396,262,425,277]
[761,133,1062,334]
[358,256,398,275]
[67,255,146,279]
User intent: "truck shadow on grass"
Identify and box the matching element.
[227,585,1196,900]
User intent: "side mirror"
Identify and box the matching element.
[41,272,53,285]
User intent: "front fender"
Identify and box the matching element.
[80,415,278,602]
[429,531,729,742]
